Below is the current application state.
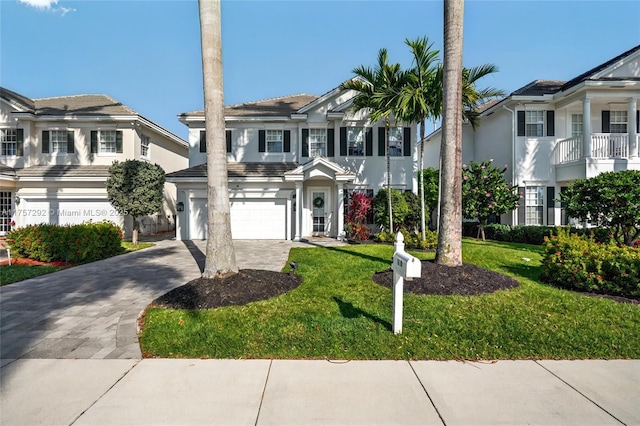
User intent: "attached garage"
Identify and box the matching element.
[187,196,288,240]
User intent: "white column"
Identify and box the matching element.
[583,97,592,158]
[294,181,303,241]
[337,183,345,240]
[629,98,638,159]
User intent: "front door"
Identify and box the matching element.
[311,190,328,236]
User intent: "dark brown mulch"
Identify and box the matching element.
[372,260,520,296]
[151,269,302,310]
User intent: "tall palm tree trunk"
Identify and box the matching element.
[419,120,426,240]
[199,0,238,278]
[436,0,464,267]
[386,120,393,232]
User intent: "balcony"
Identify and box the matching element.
[553,134,640,181]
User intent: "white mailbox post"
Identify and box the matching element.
[391,232,421,334]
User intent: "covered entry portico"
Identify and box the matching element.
[284,157,355,241]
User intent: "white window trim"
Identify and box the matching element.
[309,128,327,158]
[347,127,365,157]
[525,110,545,137]
[0,128,18,157]
[140,134,150,158]
[266,129,284,154]
[610,110,628,134]
[49,130,68,155]
[389,126,403,157]
[97,130,117,156]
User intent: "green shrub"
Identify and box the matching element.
[7,221,124,263]
[463,222,613,246]
[540,228,640,298]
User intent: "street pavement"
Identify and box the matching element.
[1,235,639,425]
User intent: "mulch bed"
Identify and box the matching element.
[151,269,303,310]
[372,260,520,296]
[0,258,72,267]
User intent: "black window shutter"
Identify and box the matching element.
[560,186,568,226]
[602,111,610,133]
[283,130,291,152]
[302,129,309,157]
[42,131,50,154]
[517,111,525,136]
[67,131,75,154]
[90,131,98,153]
[378,127,385,156]
[365,128,373,156]
[547,187,555,226]
[403,127,411,156]
[225,130,232,153]
[116,131,123,153]
[16,129,24,156]
[517,187,525,225]
[636,110,639,133]
[258,130,266,152]
[327,129,335,157]
[546,111,555,137]
[199,130,206,153]
[339,127,347,156]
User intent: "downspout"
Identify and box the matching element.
[503,104,517,226]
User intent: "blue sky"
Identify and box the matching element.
[1,0,639,140]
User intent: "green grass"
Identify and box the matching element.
[0,241,155,286]
[140,239,640,360]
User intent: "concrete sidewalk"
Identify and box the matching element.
[1,358,638,425]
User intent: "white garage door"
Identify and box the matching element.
[21,200,119,226]
[189,198,287,240]
[230,199,286,239]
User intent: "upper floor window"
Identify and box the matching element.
[266,130,283,153]
[610,111,627,133]
[309,129,327,157]
[525,186,544,225]
[141,134,150,158]
[525,111,544,137]
[347,128,365,156]
[517,110,554,137]
[571,114,583,138]
[1,129,17,156]
[91,130,122,154]
[50,130,68,154]
[389,127,403,156]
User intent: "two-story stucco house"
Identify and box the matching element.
[423,44,640,227]
[168,84,418,240]
[0,87,189,237]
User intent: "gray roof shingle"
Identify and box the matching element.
[33,94,137,116]
[16,165,112,178]
[511,80,566,96]
[180,94,319,118]
[166,162,299,179]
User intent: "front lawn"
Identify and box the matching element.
[140,239,640,360]
[0,241,155,286]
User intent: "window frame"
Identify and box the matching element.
[309,128,327,157]
[140,134,150,158]
[525,186,544,226]
[266,129,284,153]
[609,110,628,134]
[525,111,544,137]
[99,130,117,154]
[571,113,583,138]
[1,129,17,156]
[388,127,403,157]
[50,130,68,154]
[347,127,365,157]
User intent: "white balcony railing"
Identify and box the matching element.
[553,133,629,165]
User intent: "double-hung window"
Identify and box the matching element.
[141,134,150,158]
[50,130,68,154]
[100,130,117,153]
[610,111,628,133]
[309,129,327,157]
[1,129,17,156]
[347,127,365,156]
[571,114,583,138]
[525,186,544,225]
[266,130,283,153]
[389,127,403,156]
[525,111,544,137]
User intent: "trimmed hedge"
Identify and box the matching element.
[375,228,438,250]
[540,228,640,298]
[7,221,124,263]
[462,222,612,245]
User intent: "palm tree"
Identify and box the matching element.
[437,0,465,267]
[198,0,238,278]
[396,37,440,240]
[341,49,406,232]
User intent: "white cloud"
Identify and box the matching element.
[18,0,76,15]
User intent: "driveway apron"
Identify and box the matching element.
[0,238,293,360]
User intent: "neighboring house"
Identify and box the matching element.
[168,84,418,240]
[423,44,640,227]
[0,87,189,237]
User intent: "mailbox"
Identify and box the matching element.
[392,251,421,279]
